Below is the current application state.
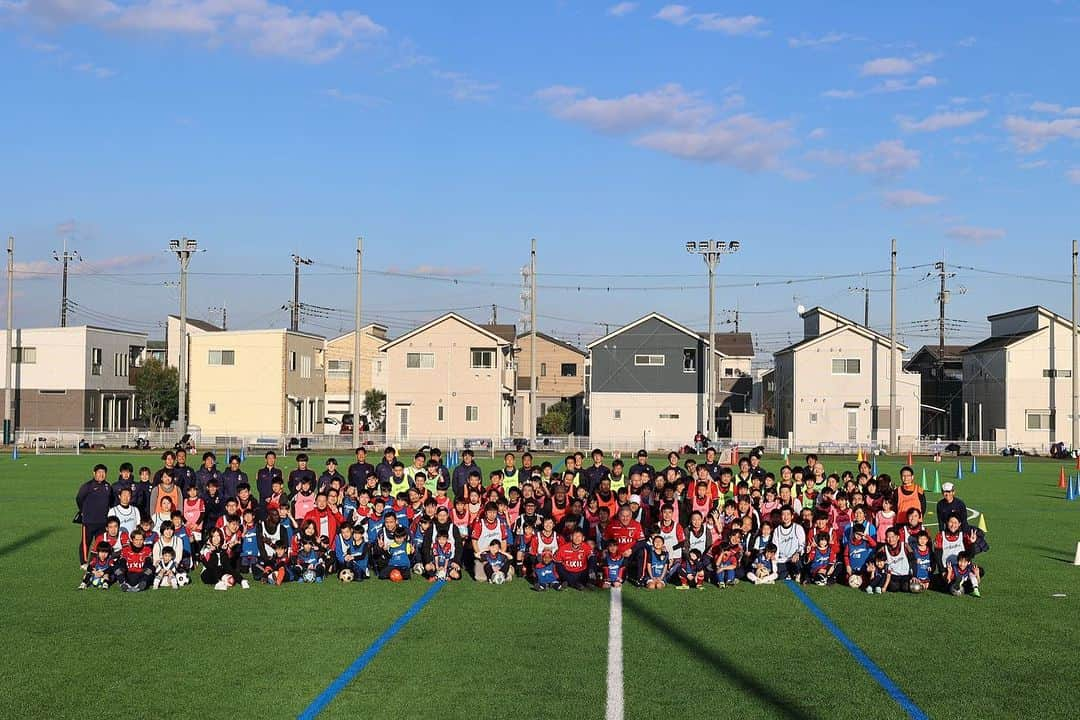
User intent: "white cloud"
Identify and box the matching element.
[322,88,386,107]
[433,70,497,102]
[15,253,158,279]
[957,36,976,47]
[946,225,1005,244]
[822,89,858,99]
[75,60,114,78]
[1003,115,1080,153]
[8,0,386,63]
[872,75,939,94]
[1068,168,1080,184]
[634,114,795,171]
[808,127,827,140]
[386,264,485,277]
[810,139,920,180]
[1019,159,1048,169]
[654,4,765,36]
[881,189,942,208]
[607,2,637,17]
[860,52,937,77]
[1029,101,1080,116]
[535,83,711,134]
[788,31,848,48]
[898,109,987,132]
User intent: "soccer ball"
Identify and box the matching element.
[224,575,236,587]
[338,569,355,583]
[491,571,506,585]
[389,568,404,583]
[302,569,317,584]
[176,572,190,587]
[412,563,425,576]
[436,568,447,581]
[848,575,863,589]
[89,575,107,589]
[909,579,925,593]
[755,565,769,579]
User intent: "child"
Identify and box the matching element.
[807,533,838,586]
[532,550,562,591]
[295,537,326,583]
[644,535,670,590]
[748,544,778,585]
[117,528,154,592]
[843,523,876,588]
[153,546,180,589]
[875,497,896,544]
[182,484,205,546]
[79,542,115,590]
[480,539,513,584]
[947,550,982,598]
[600,540,626,589]
[431,529,462,582]
[260,541,291,585]
[334,523,369,581]
[865,551,890,594]
[713,540,740,588]
[239,510,260,587]
[379,527,413,580]
[679,548,710,590]
[911,531,934,592]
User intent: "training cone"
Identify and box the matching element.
[907,451,913,466]
[872,455,878,478]
[977,513,987,532]
[1017,454,1023,473]
[934,470,942,494]
[956,460,963,481]
[1074,542,1080,567]
[1060,467,1068,490]
[971,455,977,474]
[11,444,18,460]
[856,448,864,463]
[921,468,928,490]
[1067,477,1076,501]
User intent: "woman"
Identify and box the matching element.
[200,528,237,589]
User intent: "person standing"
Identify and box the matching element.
[935,482,969,532]
[256,451,283,502]
[76,464,112,565]
[348,447,375,490]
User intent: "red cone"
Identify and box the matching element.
[907,451,913,466]
[1061,466,1068,489]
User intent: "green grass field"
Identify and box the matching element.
[2,451,1079,719]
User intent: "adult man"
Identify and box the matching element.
[936,482,968,531]
[604,505,645,579]
[319,458,346,493]
[287,453,317,495]
[581,449,611,494]
[892,466,926,521]
[773,505,806,581]
[256,451,283,502]
[304,492,343,544]
[347,447,375,490]
[173,449,198,493]
[375,446,397,485]
[196,452,222,495]
[452,449,479,498]
[221,455,247,502]
[630,450,656,482]
[76,464,112,564]
[152,451,176,487]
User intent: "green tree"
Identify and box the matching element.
[134,358,178,430]
[363,388,386,431]
[539,400,572,435]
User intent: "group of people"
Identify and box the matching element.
[74,445,989,597]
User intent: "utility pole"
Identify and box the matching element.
[733,308,740,333]
[52,241,81,327]
[353,237,363,450]
[889,238,898,453]
[1072,240,1078,451]
[491,304,498,325]
[686,241,741,439]
[5,237,13,445]
[209,305,227,330]
[290,254,313,331]
[169,238,200,437]
[848,283,870,326]
[529,239,537,449]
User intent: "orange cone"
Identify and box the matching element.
[1075,455,1079,471]
[1061,466,1068,489]
[907,451,913,466]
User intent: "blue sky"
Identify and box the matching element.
[1,1,1078,356]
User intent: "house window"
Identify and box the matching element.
[375,360,383,374]
[809,412,818,424]
[1026,410,1053,430]
[113,352,129,377]
[613,409,622,420]
[560,363,577,377]
[659,413,680,420]
[437,405,445,422]
[724,367,735,377]
[300,355,312,379]
[208,349,235,366]
[327,360,351,377]
[682,349,697,373]
[873,406,903,430]
[12,347,36,364]
[471,348,495,369]
[540,403,547,415]
[1043,369,1073,378]
[209,403,217,414]
[465,406,479,422]
[634,354,665,366]
[406,352,435,369]
[91,347,102,376]
[289,352,297,372]
[541,362,547,377]
[831,358,861,375]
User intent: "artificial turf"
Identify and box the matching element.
[1,451,1078,719]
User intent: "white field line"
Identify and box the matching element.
[606,587,624,720]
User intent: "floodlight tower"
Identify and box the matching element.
[168,238,201,436]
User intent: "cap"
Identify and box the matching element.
[942,482,955,492]
[630,494,642,505]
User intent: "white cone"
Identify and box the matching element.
[1074,542,1080,567]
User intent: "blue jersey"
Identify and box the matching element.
[845,539,875,573]
[604,556,626,583]
[342,497,359,521]
[297,548,322,569]
[367,518,385,545]
[912,548,933,581]
[433,543,455,570]
[753,556,777,576]
[535,562,558,585]
[949,559,974,582]
[387,540,411,568]
[241,525,260,558]
[174,525,192,556]
[647,547,669,578]
[334,535,366,564]
[482,552,508,572]
[279,517,296,545]
[809,547,834,574]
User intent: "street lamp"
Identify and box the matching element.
[686,239,741,440]
[167,237,203,437]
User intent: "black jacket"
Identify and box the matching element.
[76,479,112,525]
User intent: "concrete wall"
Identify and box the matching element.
[962,350,1007,442]
[324,325,388,421]
[590,317,707,396]
[589,391,699,447]
[988,308,1047,338]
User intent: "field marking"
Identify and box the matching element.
[606,587,624,720]
[786,581,929,720]
[297,581,445,720]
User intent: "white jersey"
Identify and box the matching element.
[886,545,911,576]
[774,523,806,560]
[110,504,141,534]
[939,532,965,568]
[686,526,709,556]
[657,521,684,559]
[535,532,560,557]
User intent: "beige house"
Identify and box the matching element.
[166,314,222,369]
[962,305,1079,451]
[187,329,325,438]
[773,307,920,450]
[324,323,389,426]
[381,313,513,445]
[513,332,586,435]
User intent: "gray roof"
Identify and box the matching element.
[698,331,754,358]
[961,331,1039,354]
[515,331,586,356]
[168,315,222,333]
[911,344,968,362]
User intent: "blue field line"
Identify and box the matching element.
[298,582,445,719]
[785,581,929,720]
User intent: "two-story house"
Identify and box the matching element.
[323,323,389,425]
[382,313,513,445]
[905,344,966,438]
[513,331,587,436]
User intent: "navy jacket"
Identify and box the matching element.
[76,479,113,526]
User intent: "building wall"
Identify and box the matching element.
[962,350,1007,442]
[995,320,1074,450]
[989,309,1047,338]
[589,391,699,447]
[324,325,388,422]
[513,334,586,435]
[166,316,217,369]
[384,316,507,444]
[590,317,707,397]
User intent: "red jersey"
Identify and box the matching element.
[555,542,590,572]
[93,529,128,554]
[304,506,342,543]
[603,520,644,555]
[121,544,153,573]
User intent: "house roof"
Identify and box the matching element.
[697,331,754,358]
[326,323,390,345]
[909,344,968,362]
[774,320,908,356]
[961,330,1040,354]
[587,312,706,350]
[168,315,222,333]
[380,312,509,351]
[515,331,586,356]
[482,323,517,344]
[985,305,1053,322]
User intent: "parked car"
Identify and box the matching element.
[322,416,341,435]
[339,413,370,435]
